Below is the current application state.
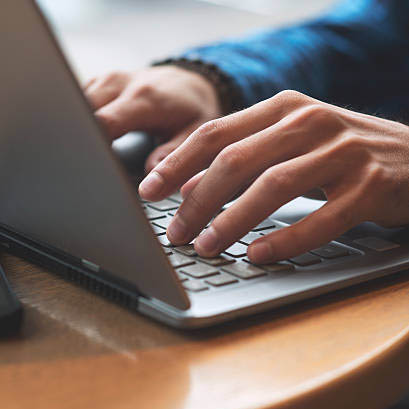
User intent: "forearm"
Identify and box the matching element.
[177,0,409,118]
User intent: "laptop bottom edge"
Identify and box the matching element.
[1,226,409,330]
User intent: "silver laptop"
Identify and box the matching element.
[1,0,409,328]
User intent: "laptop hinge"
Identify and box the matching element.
[0,226,144,310]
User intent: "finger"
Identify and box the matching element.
[166,104,339,246]
[192,150,343,255]
[85,82,123,111]
[95,96,154,141]
[84,73,130,110]
[181,170,255,205]
[144,139,180,174]
[180,171,206,199]
[83,77,96,90]
[247,194,361,263]
[138,91,311,201]
[145,122,204,173]
[87,87,121,111]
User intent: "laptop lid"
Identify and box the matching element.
[0,0,189,310]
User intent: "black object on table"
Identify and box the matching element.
[0,262,23,336]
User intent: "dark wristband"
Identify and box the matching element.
[152,58,244,115]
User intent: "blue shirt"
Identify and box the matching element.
[180,0,409,120]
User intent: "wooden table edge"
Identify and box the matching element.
[265,325,409,409]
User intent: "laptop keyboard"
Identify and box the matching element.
[139,192,358,294]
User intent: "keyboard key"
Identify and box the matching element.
[148,199,179,211]
[157,235,173,247]
[179,263,219,278]
[244,259,294,273]
[176,271,188,282]
[222,262,266,279]
[311,244,349,259]
[163,248,173,256]
[205,273,238,287]
[239,232,262,245]
[224,242,248,257]
[251,219,276,232]
[196,255,235,266]
[289,253,321,266]
[144,207,166,220]
[168,192,183,204]
[353,237,400,252]
[152,215,173,230]
[262,262,294,273]
[258,227,281,235]
[152,225,166,236]
[174,244,197,257]
[183,280,209,292]
[167,253,196,268]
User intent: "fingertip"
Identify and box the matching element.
[138,171,165,201]
[248,240,274,264]
[194,226,221,257]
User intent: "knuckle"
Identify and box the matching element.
[301,103,330,118]
[194,119,224,144]
[103,71,125,84]
[365,162,390,189]
[216,144,247,174]
[293,104,335,128]
[258,168,288,194]
[327,132,371,162]
[273,89,304,103]
[341,132,366,149]
[130,82,156,99]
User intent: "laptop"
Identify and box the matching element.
[1,0,409,329]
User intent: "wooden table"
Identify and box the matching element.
[1,252,409,409]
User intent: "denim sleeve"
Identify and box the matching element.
[179,0,409,120]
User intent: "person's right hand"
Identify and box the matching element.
[83,66,222,172]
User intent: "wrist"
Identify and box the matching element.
[152,58,244,115]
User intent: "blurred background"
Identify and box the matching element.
[36,0,336,81]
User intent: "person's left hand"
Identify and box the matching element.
[138,90,409,264]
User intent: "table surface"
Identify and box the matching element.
[2,253,409,409]
[3,2,409,408]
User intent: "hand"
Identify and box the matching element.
[84,66,222,172]
[138,90,409,263]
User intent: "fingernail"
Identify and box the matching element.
[248,241,272,264]
[195,226,220,255]
[139,171,164,199]
[167,215,189,244]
